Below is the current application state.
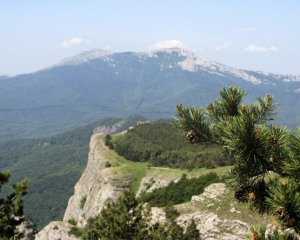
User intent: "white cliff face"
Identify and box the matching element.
[63,134,130,227]
[37,134,131,239]
[35,221,79,240]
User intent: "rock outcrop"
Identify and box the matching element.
[177,183,249,239]
[37,134,131,239]
[35,222,78,240]
[63,134,131,227]
[150,183,249,240]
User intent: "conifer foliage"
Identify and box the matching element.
[82,189,201,239]
[83,189,151,240]
[174,86,300,234]
[0,169,28,239]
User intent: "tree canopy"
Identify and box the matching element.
[174,86,300,235]
[0,169,28,239]
[82,189,201,240]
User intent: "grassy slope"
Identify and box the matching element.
[98,134,231,193]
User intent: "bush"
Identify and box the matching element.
[80,195,87,209]
[105,161,111,168]
[67,218,77,226]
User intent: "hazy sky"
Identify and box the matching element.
[1,1,300,76]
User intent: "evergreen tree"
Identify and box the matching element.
[83,189,152,240]
[0,169,28,239]
[82,190,200,240]
[184,219,200,240]
[174,86,300,234]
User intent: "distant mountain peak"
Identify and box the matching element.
[57,49,110,66]
[43,48,300,85]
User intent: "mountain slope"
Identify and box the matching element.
[0,48,299,141]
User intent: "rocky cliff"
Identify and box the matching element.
[63,134,132,227]
[36,132,287,240]
[36,134,132,239]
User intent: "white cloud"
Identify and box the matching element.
[214,42,232,50]
[149,40,186,51]
[102,45,112,51]
[59,37,90,48]
[270,46,279,51]
[244,44,279,52]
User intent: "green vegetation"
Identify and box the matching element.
[0,116,147,230]
[114,121,234,169]
[82,189,201,240]
[248,225,297,240]
[0,50,299,143]
[68,226,85,238]
[80,195,87,209]
[83,189,151,240]
[105,161,111,168]
[164,205,180,221]
[141,172,221,207]
[105,134,114,149]
[67,218,77,226]
[0,170,28,239]
[175,86,300,236]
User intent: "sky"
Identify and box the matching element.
[1,0,300,76]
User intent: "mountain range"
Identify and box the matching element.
[0,48,299,142]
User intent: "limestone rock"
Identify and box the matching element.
[151,207,166,224]
[63,134,131,227]
[137,176,178,196]
[176,212,249,240]
[191,183,227,202]
[35,221,79,240]
[37,134,132,238]
[92,121,124,135]
[18,219,36,240]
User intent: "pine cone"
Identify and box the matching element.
[250,230,259,240]
[234,188,245,201]
[186,130,196,143]
[249,192,256,201]
[268,137,278,148]
[286,219,293,227]
[276,206,286,219]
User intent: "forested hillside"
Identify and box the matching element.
[0,116,146,229]
[1,49,299,142]
[114,121,234,169]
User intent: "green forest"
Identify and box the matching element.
[140,172,221,207]
[113,121,234,169]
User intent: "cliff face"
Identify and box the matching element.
[63,134,131,227]
[36,134,131,239]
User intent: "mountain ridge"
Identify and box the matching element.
[0,48,299,142]
[45,47,300,85]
